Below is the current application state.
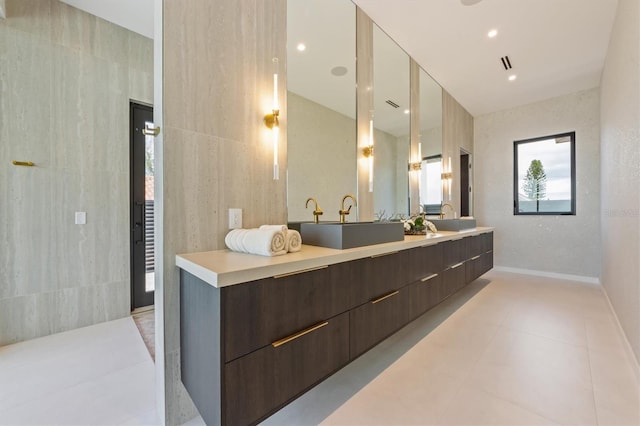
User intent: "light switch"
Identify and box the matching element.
[229,208,242,229]
[75,211,86,225]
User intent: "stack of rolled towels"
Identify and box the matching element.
[224,225,302,257]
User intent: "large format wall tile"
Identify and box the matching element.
[0,0,153,346]
[161,0,286,423]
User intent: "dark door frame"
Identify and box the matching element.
[130,101,154,310]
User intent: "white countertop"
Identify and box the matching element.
[176,227,494,288]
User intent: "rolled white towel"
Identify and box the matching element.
[286,230,302,253]
[224,229,246,252]
[225,228,286,257]
[259,224,288,235]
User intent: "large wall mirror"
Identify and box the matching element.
[286,0,443,223]
[287,0,356,222]
[372,24,410,219]
[418,68,444,215]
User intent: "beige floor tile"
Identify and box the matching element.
[502,306,588,347]
[467,329,597,425]
[436,386,558,425]
[585,315,629,351]
[590,345,640,425]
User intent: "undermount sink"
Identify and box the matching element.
[297,221,405,249]
[428,218,477,232]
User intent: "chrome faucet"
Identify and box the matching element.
[305,197,323,223]
[439,203,454,219]
[339,194,357,223]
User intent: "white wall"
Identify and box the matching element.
[474,88,601,278]
[600,0,640,363]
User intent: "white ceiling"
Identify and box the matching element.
[61,0,619,117]
[59,0,154,39]
[353,0,619,116]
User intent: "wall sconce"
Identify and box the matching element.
[408,142,422,172]
[264,57,280,180]
[408,161,421,172]
[363,117,374,192]
[441,156,452,200]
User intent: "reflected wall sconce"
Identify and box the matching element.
[409,142,422,172]
[363,117,374,192]
[441,156,452,200]
[264,57,280,180]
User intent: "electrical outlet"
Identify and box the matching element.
[75,211,86,225]
[229,208,242,229]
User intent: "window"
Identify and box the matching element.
[419,155,443,215]
[513,131,576,215]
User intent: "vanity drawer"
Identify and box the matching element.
[442,238,468,268]
[350,287,410,359]
[405,243,443,284]
[441,260,467,298]
[222,265,350,362]
[224,312,350,426]
[468,234,484,259]
[481,232,494,253]
[408,272,443,320]
[350,250,409,307]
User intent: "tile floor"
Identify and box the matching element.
[1,271,638,425]
[259,270,640,425]
[0,317,157,425]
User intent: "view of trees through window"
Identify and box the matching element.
[513,132,576,215]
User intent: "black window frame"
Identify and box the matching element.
[513,131,576,216]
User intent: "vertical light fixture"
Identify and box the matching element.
[362,111,375,192]
[264,57,280,180]
[441,156,453,201]
[368,118,374,192]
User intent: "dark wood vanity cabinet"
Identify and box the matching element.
[408,272,443,320]
[224,312,350,426]
[180,231,493,426]
[222,265,350,362]
[350,286,410,358]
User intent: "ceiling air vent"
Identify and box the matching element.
[385,100,400,108]
[501,56,512,70]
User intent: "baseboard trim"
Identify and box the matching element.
[601,286,640,384]
[493,266,600,286]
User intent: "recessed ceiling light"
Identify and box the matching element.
[508,74,517,81]
[404,109,410,114]
[296,43,306,52]
[331,66,348,77]
[488,29,498,38]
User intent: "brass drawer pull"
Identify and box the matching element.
[371,290,400,304]
[273,265,328,279]
[12,160,34,167]
[471,255,481,260]
[272,321,329,348]
[370,251,399,259]
[451,262,465,269]
[420,273,439,282]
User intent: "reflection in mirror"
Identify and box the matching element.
[287,0,356,222]
[418,68,443,214]
[372,24,410,219]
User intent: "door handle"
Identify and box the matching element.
[142,123,160,136]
